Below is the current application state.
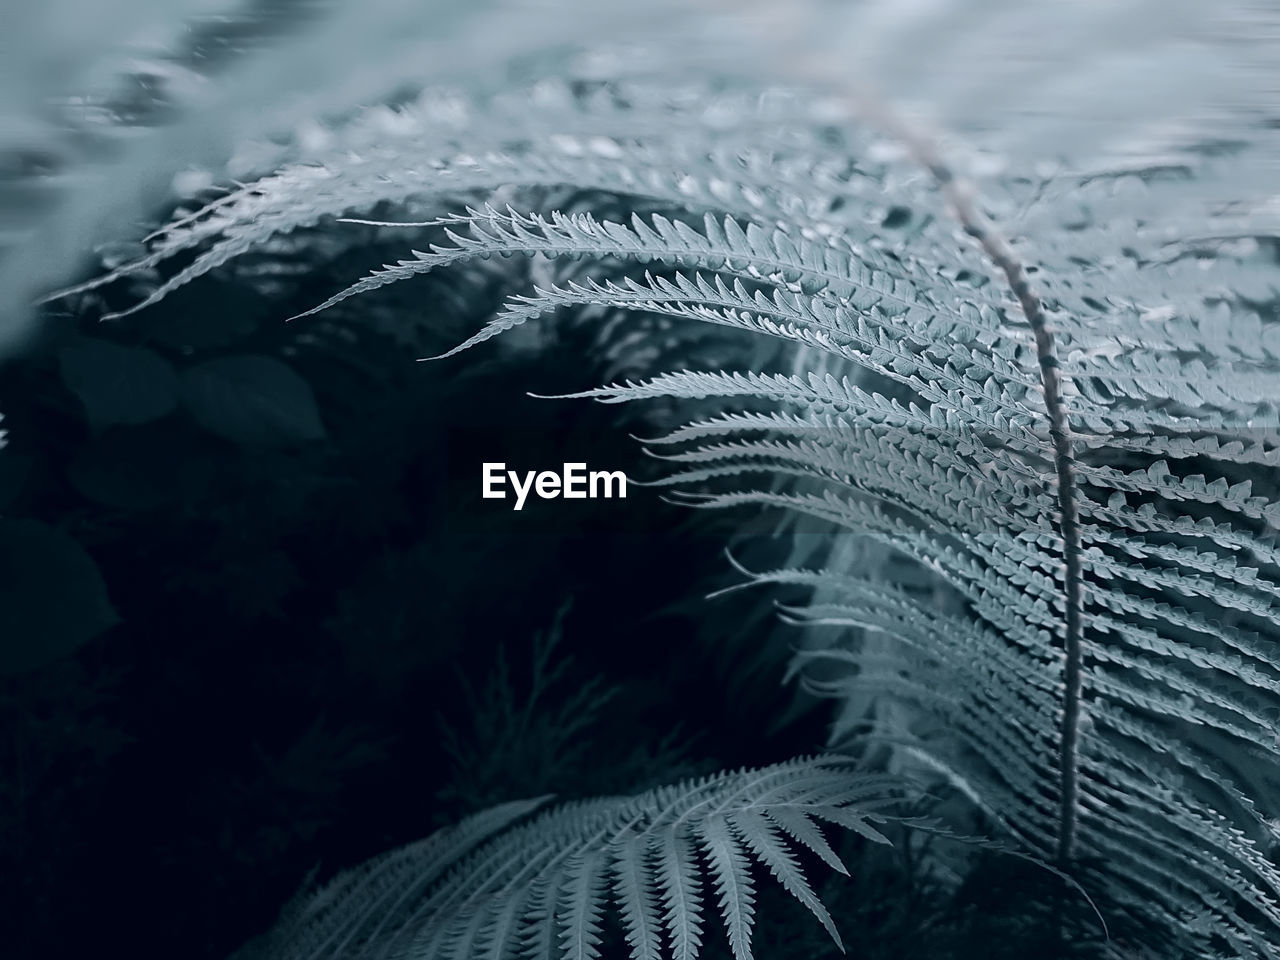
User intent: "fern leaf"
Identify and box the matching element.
[243,757,899,960]
[557,847,610,960]
[694,814,757,960]
[611,833,663,960]
[58,51,1280,957]
[653,824,705,960]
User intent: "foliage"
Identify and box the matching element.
[239,757,915,960]
[5,4,1280,960]
[0,517,119,672]
[433,601,617,815]
[68,62,1280,958]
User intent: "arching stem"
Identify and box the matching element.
[879,116,1086,865]
[839,99,1086,864]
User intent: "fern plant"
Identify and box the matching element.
[236,757,922,960]
[37,31,1280,960]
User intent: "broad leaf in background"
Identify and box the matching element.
[179,354,326,446]
[0,518,119,673]
[57,337,179,427]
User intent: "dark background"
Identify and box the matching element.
[0,255,832,959]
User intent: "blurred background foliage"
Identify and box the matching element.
[0,197,825,954]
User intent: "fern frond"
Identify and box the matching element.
[51,42,1280,957]
[252,795,551,960]
[247,756,908,960]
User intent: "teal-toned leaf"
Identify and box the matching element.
[58,337,179,426]
[0,518,119,673]
[180,354,326,445]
